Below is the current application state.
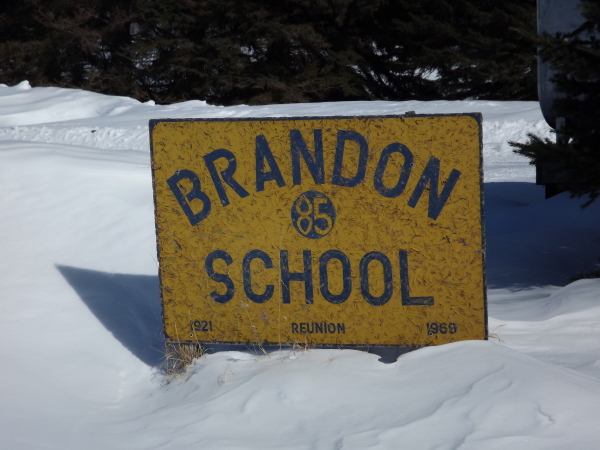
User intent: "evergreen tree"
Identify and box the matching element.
[389,0,537,100]
[132,0,391,104]
[130,0,537,105]
[0,0,141,98]
[511,0,600,205]
[0,0,538,104]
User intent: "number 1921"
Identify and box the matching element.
[189,320,213,332]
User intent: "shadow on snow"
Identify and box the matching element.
[484,182,600,291]
[54,183,600,363]
[56,264,164,367]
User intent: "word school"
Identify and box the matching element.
[205,248,434,307]
[167,129,462,225]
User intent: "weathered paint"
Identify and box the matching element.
[149,114,487,347]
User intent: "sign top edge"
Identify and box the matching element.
[148,112,482,129]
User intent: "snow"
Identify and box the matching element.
[1,82,600,449]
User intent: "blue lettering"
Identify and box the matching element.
[242,250,274,304]
[359,251,393,306]
[290,129,325,185]
[166,169,211,225]
[374,143,413,198]
[255,134,286,191]
[319,250,351,304]
[332,130,368,187]
[399,250,434,306]
[407,156,461,220]
[203,148,249,206]
[201,248,435,308]
[205,250,234,303]
[280,250,313,304]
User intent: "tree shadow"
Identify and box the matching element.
[54,182,600,364]
[56,265,164,367]
[56,264,409,364]
[484,182,600,291]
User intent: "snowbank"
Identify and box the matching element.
[1,82,600,449]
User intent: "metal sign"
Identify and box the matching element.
[150,114,487,347]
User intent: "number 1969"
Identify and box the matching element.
[427,322,457,336]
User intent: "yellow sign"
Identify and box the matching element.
[150,114,486,347]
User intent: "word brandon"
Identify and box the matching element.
[206,248,433,306]
[167,129,462,225]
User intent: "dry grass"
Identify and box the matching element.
[287,338,315,356]
[164,341,204,381]
[218,364,235,386]
[488,324,506,343]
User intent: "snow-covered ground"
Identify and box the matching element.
[2,81,600,449]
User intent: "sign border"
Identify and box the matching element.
[149,113,488,347]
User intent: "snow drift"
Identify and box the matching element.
[1,83,600,449]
